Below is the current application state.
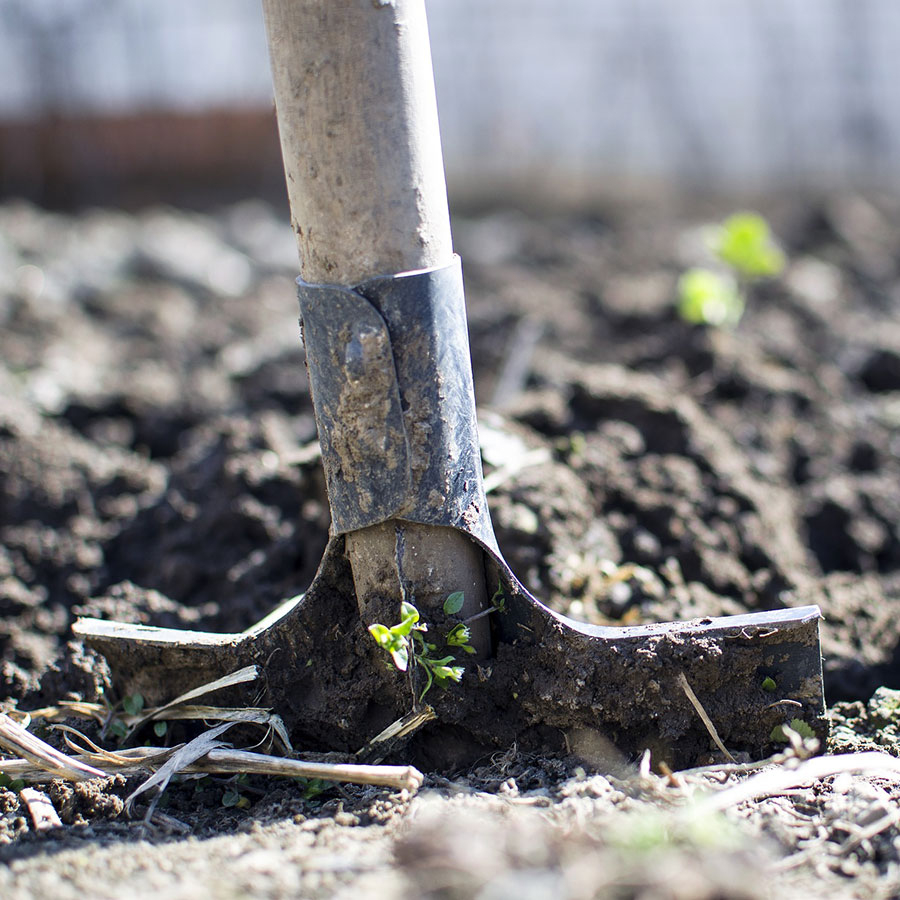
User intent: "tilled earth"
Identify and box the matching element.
[1,193,900,897]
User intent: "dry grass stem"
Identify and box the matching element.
[0,713,106,781]
[30,695,291,753]
[677,672,736,763]
[19,787,62,831]
[11,701,109,725]
[199,749,425,792]
[358,706,436,763]
[0,740,424,793]
[697,750,900,814]
[126,722,236,821]
[128,665,261,730]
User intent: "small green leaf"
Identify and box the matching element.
[714,212,786,280]
[761,676,777,692]
[0,774,10,788]
[9,779,24,793]
[789,718,816,739]
[368,623,392,647]
[677,268,744,327]
[770,718,816,743]
[222,789,242,808]
[122,693,145,717]
[236,795,251,809]
[153,721,168,738]
[428,655,457,667]
[391,603,421,638]
[443,592,465,616]
[389,644,410,672]
[296,777,330,800]
[109,719,128,739]
[123,694,144,716]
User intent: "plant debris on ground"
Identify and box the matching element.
[1,193,900,897]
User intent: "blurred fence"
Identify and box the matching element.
[1,0,898,202]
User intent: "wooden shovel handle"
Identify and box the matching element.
[262,0,490,645]
[261,0,453,284]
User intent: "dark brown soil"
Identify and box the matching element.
[1,193,900,897]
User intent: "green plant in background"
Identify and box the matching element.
[294,776,331,801]
[222,773,252,809]
[107,692,153,742]
[678,212,786,327]
[678,269,744,328]
[368,598,475,702]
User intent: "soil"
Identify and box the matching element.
[1,192,900,897]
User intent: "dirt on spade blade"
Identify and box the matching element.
[1,193,900,897]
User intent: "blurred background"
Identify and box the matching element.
[1,0,898,208]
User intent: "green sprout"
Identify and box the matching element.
[109,718,128,740]
[678,269,743,328]
[0,773,25,793]
[295,777,331,801]
[222,774,252,809]
[770,718,816,743]
[221,788,251,809]
[713,212,785,279]
[122,693,145,717]
[761,676,777,693]
[369,598,473,702]
[678,212,785,327]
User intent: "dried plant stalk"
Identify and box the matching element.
[0,713,105,781]
[0,743,423,793]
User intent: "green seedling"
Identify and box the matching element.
[221,788,251,809]
[770,718,816,743]
[153,721,168,738]
[0,773,25,793]
[369,597,475,702]
[109,718,128,740]
[106,692,148,743]
[222,774,252,809]
[713,212,785,279]
[294,777,331,801]
[122,693,145,717]
[678,269,743,328]
[678,212,785,327]
[761,676,777,693]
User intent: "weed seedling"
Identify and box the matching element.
[221,773,252,809]
[770,718,816,743]
[294,776,331,801]
[678,212,785,327]
[369,598,476,703]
